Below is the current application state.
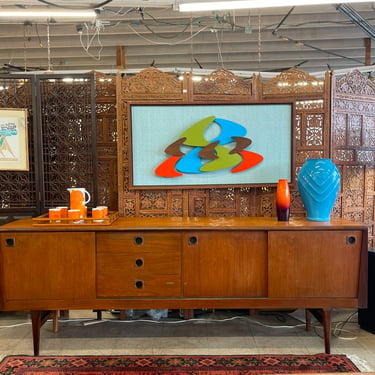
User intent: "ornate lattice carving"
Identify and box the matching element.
[331,69,375,245]
[94,72,116,97]
[0,77,36,222]
[336,69,375,95]
[39,77,95,208]
[121,67,183,99]
[95,72,118,210]
[332,70,375,166]
[262,68,324,96]
[117,67,330,219]
[193,69,251,99]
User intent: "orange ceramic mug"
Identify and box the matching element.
[67,188,91,218]
[68,209,81,223]
[49,208,61,222]
[92,207,105,222]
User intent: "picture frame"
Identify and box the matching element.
[0,108,29,171]
[128,101,295,189]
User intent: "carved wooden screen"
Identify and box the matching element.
[0,73,97,224]
[94,72,118,210]
[0,76,37,223]
[331,70,375,247]
[117,67,188,216]
[117,68,264,217]
[117,67,332,218]
[187,69,260,217]
[37,74,96,210]
[259,68,330,217]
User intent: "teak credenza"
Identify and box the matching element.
[0,216,368,355]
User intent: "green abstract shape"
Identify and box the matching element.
[179,116,215,147]
[200,145,242,172]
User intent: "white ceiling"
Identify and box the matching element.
[0,1,375,76]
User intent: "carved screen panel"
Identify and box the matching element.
[95,72,118,210]
[332,70,375,166]
[38,74,96,209]
[332,70,375,246]
[117,67,328,218]
[117,68,187,216]
[261,69,329,218]
[0,76,37,223]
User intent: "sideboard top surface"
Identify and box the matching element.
[0,216,368,232]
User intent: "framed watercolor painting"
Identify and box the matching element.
[128,101,295,189]
[0,108,29,171]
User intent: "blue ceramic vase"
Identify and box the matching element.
[297,158,340,221]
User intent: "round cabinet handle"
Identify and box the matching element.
[135,280,144,289]
[347,236,356,245]
[135,258,144,267]
[5,238,15,247]
[189,236,197,245]
[134,236,144,245]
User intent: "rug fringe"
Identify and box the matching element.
[347,354,374,372]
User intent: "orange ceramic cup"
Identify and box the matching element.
[92,207,105,222]
[57,206,68,218]
[97,206,108,216]
[68,209,81,223]
[49,208,61,222]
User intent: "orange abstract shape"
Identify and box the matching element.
[155,155,183,177]
[231,150,264,173]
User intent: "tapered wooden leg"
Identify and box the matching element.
[322,308,332,354]
[306,308,332,354]
[305,309,311,331]
[183,309,194,320]
[52,310,59,333]
[30,311,42,356]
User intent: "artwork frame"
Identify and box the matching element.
[0,108,29,171]
[128,101,295,190]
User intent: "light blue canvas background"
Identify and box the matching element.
[130,104,292,187]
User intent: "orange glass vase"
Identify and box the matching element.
[276,179,290,221]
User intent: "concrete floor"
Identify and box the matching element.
[0,308,374,372]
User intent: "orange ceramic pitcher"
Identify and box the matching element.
[67,188,91,218]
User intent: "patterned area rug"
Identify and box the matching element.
[0,354,360,374]
[0,354,360,375]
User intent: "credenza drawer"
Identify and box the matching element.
[96,232,181,297]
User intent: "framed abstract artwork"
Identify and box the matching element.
[128,102,294,189]
[0,108,29,171]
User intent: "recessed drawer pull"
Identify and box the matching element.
[135,280,144,289]
[135,258,144,267]
[134,236,144,245]
[347,236,356,245]
[189,236,197,245]
[5,238,15,247]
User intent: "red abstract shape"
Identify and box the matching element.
[231,150,264,173]
[155,155,183,177]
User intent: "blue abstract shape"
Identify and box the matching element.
[175,147,204,174]
[210,118,247,145]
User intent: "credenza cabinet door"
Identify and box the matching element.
[0,232,96,301]
[96,232,181,297]
[268,230,362,298]
[183,231,267,297]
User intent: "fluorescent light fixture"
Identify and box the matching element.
[0,8,97,21]
[179,0,375,12]
[336,3,375,39]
